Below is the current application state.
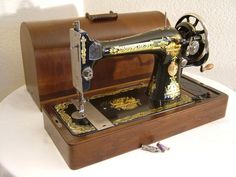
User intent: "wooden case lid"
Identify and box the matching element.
[20,11,169,108]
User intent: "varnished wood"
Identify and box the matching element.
[43,76,228,169]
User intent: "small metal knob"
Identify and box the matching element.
[82,67,93,81]
[200,63,214,72]
[181,58,188,67]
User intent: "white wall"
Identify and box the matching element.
[0,0,235,101]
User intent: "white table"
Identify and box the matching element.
[0,73,236,177]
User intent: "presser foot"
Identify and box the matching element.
[70,99,89,125]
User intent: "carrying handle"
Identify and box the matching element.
[85,11,118,22]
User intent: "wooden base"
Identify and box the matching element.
[42,76,228,169]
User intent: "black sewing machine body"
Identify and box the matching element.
[52,13,212,135]
[79,27,182,106]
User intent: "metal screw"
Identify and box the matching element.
[73,20,80,32]
[82,67,93,81]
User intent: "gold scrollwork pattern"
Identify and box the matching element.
[109,97,141,111]
[166,57,180,100]
[164,77,180,100]
[54,93,193,135]
[81,36,87,64]
[108,35,182,57]
[113,94,192,125]
[54,103,96,134]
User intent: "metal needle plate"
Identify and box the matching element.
[84,102,114,130]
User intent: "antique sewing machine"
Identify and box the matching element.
[62,14,212,134]
[20,11,228,169]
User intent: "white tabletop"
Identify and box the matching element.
[0,73,236,177]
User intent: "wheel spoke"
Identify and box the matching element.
[196,30,205,35]
[193,19,199,27]
[186,16,190,22]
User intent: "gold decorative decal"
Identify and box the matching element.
[164,77,180,100]
[165,42,181,57]
[54,103,96,134]
[113,94,192,125]
[109,40,160,55]
[54,93,193,135]
[81,36,87,64]
[168,61,178,77]
[110,97,141,111]
[108,35,181,57]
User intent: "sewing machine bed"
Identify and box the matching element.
[42,75,227,169]
[54,87,192,136]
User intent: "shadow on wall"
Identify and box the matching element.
[0,0,78,101]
